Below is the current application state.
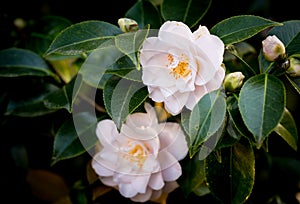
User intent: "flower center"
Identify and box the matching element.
[122,140,150,168]
[168,54,191,79]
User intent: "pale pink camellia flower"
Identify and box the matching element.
[262,35,286,61]
[92,103,188,202]
[140,21,225,115]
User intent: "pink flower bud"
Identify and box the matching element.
[262,35,286,61]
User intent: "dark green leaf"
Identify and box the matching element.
[238,74,286,148]
[45,21,122,56]
[0,48,56,78]
[161,0,211,28]
[210,15,282,45]
[267,20,300,57]
[52,112,98,165]
[206,139,255,204]
[43,74,82,112]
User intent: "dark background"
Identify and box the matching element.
[0,1,299,204]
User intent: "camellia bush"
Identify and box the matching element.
[1,0,300,203]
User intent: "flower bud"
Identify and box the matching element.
[286,58,300,77]
[117,18,139,33]
[262,35,286,61]
[223,71,245,92]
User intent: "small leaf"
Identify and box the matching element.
[161,0,211,28]
[125,0,162,29]
[238,74,285,148]
[45,21,122,56]
[115,28,149,69]
[206,139,255,204]
[274,108,298,151]
[51,112,98,165]
[0,48,56,78]
[103,76,148,130]
[210,15,282,45]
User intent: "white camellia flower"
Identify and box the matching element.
[140,21,225,115]
[92,103,188,202]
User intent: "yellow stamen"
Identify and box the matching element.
[167,54,191,79]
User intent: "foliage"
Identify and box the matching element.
[1,0,300,203]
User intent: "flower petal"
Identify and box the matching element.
[149,172,165,190]
[161,162,182,182]
[164,91,189,115]
[159,123,188,160]
[119,183,138,198]
[131,187,153,202]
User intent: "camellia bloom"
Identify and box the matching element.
[92,103,188,202]
[140,21,225,115]
[262,35,286,61]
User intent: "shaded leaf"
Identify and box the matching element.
[274,108,298,151]
[206,139,255,204]
[51,112,98,165]
[0,48,56,79]
[125,0,162,29]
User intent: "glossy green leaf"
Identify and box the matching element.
[125,0,162,29]
[105,69,142,82]
[285,75,300,94]
[103,76,148,130]
[238,74,285,148]
[79,46,124,89]
[161,0,211,28]
[45,21,122,56]
[115,28,149,70]
[210,15,282,45]
[206,139,255,204]
[52,112,98,165]
[268,20,300,56]
[274,108,298,151]
[181,89,227,158]
[0,48,56,78]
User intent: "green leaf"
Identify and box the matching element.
[43,74,82,112]
[206,139,255,204]
[103,76,148,130]
[5,83,60,117]
[25,15,72,55]
[52,112,98,165]
[268,20,300,57]
[161,0,211,28]
[238,74,285,148]
[105,68,142,82]
[125,0,162,29]
[274,108,298,151]
[210,15,282,45]
[181,89,227,158]
[79,46,124,89]
[0,48,56,78]
[178,156,206,197]
[45,21,122,56]
[285,75,300,94]
[115,28,149,70]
